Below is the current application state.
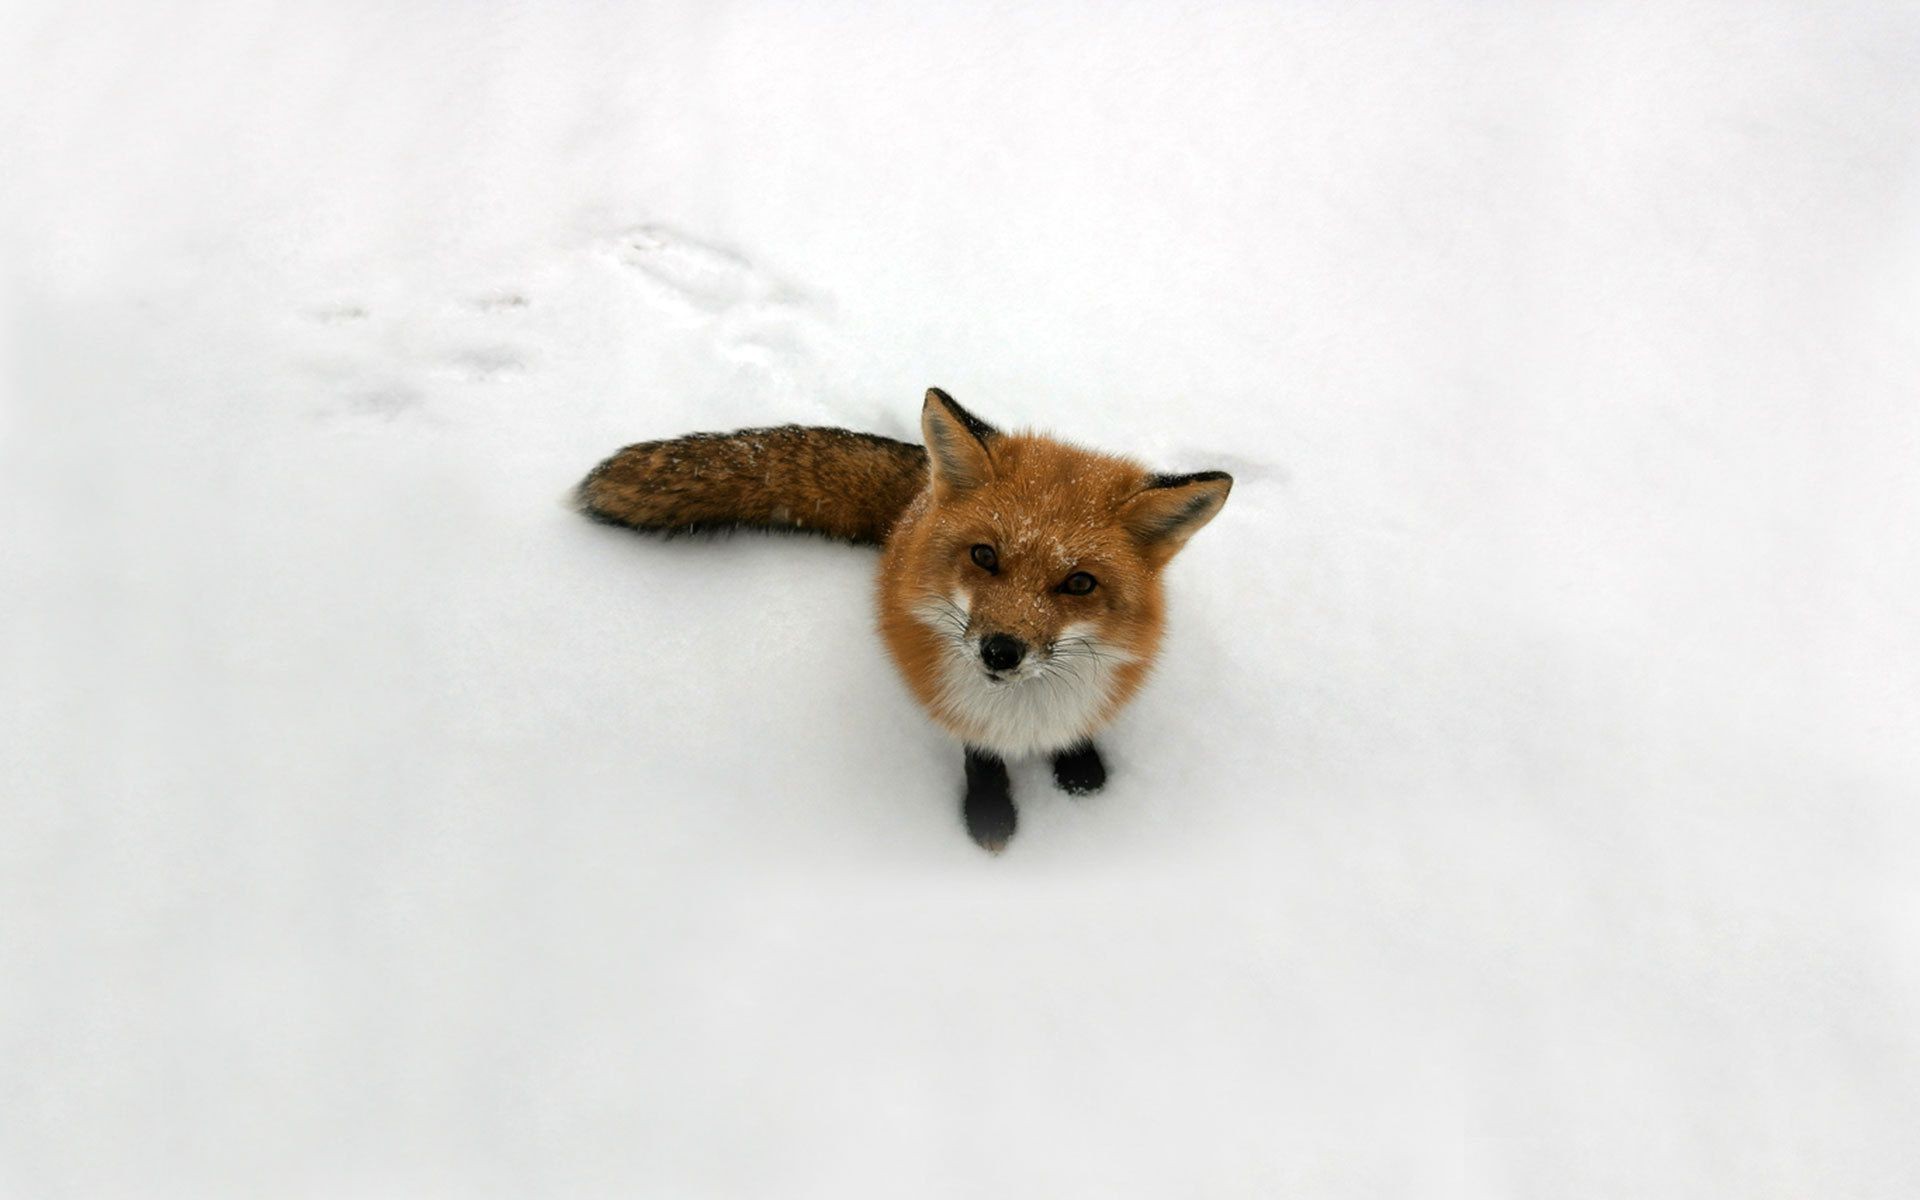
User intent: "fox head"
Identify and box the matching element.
[878,388,1231,758]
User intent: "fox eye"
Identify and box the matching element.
[1061,572,1097,595]
[969,544,998,573]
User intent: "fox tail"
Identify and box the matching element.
[575,424,929,547]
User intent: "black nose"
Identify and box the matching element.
[980,634,1027,673]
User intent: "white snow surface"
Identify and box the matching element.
[5,2,1920,1195]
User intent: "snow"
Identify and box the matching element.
[5,1,1920,1195]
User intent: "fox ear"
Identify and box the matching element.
[1121,471,1233,561]
[921,387,997,494]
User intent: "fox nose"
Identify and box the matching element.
[980,634,1027,673]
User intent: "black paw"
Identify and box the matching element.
[963,746,1016,853]
[965,788,1017,853]
[1051,741,1106,795]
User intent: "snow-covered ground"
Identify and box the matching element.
[5,2,1919,1195]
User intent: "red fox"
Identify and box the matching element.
[576,388,1231,851]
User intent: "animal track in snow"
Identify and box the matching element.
[343,383,426,419]
[295,280,539,420]
[435,344,527,381]
[615,225,789,315]
[609,223,838,388]
[438,289,534,381]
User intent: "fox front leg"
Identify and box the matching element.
[1051,740,1106,795]
[963,746,1016,852]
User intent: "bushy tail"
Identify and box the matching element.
[575,425,929,547]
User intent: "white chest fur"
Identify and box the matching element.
[914,598,1131,759]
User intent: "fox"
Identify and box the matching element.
[575,388,1231,851]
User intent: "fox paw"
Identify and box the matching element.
[1051,742,1107,795]
[965,790,1017,852]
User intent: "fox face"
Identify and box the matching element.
[877,390,1231,759]
[906,436,1182,678]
